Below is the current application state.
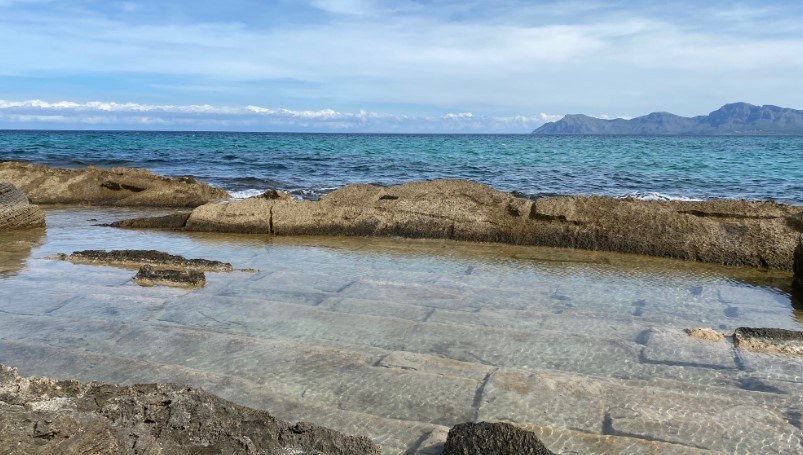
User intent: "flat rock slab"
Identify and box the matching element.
[443,421,555,455]
[135,265,206,288]
[0,364,380,455]
[53,249,233,272]
[734,327,803,355]
[0,182,45,230]
[0,161,230,207]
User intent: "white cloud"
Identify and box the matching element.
[0,98,545,132]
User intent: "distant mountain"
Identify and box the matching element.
[532,103,803,135]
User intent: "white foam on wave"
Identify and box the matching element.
[619,191,703,202]
[228,189,266,199]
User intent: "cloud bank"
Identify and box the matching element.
[0,99,549,133]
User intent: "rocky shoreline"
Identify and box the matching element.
[0,365,564,454]
[116,178,803,271]
[0,162,229,207]
[0,364,381,454]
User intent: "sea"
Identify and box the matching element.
[1,130,802,203]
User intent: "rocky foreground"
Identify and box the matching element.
[0,162,229,207]
[115,179,803,270]
[0,364,381,455]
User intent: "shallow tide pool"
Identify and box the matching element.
[1,207,801,454]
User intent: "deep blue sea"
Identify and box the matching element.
[1,130,801,204]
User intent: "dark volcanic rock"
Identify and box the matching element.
[734,327,803,355]
[134,265,206,288]
[55,249,233,272]
[443,422,555,455]
[0,182,45,230]
[0,161,230,207]
[533,102,803,135]
[0,364,380,455]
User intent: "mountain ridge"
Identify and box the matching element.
[532,103,803,135]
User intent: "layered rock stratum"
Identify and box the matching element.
[114,179,803,270]
[0,162,229,207]
[0,364,380,455]
[0,182,45,230]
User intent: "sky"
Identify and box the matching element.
[0,0,802,132]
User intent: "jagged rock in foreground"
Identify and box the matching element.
[684,328,726,342]
[443,422,555,455]
[0,183,45,230]
[0,365,380,455]
[134,265,206,288]
[52,249,233,272]
[0,161,229,207]
[117,179,803,270]
[733,327,803,355]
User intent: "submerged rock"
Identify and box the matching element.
[54,249,233,272]
[684,328,727,342]
[733,327,803,355]
[134,265,206,288]
[0,161,229,207]
[0,183,45,230]
[443,421,555,455]
[0,364,380,455]
[113,179,803,270]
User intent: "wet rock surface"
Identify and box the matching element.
[134,265,206,288]
[54,249,234,272]
[0,161,229,207]
[110,212,191,229]
[794,234,803,296]
[0,183,45,230]
[117,179,803,270]
[734,327,803,355]
[443,422,555,455]
[0,364,381,455]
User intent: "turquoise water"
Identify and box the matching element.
[1,130,802,203]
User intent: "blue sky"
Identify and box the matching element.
[0,0,801,132]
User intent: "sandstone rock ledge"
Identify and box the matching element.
[0,162,229,207]
[118,179,803,270]
[0,183,45,230]
[0,365,380,455]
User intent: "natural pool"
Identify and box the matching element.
[1,207,801,454]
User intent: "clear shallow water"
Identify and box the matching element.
[0,208,801,453]
[1,130,802,203]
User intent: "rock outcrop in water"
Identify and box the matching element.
[0,162,229,207]
[533,102,803,135]
[53,249,234,272]
[0,364,380,455]
[113,179,803,270]
[134,265,206,288]
[443,422,555,455]
[0,183,45,230]
[686,326,803,355]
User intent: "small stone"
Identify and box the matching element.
[134,265,206,288]
[443,421,555,455]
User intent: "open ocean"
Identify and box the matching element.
[1,130,801,203]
